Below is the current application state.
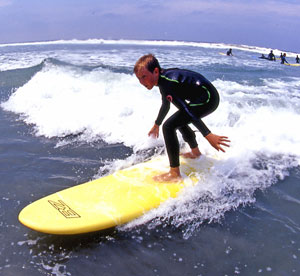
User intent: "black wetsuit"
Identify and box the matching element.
[227,49,233,56]
[268,53,276,61]
[156,68,219,167]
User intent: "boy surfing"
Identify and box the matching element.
[134,54,230,182]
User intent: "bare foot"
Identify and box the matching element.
[180,147,201,159]
[180,152,201,159]
[153,167,182,182]
[153,172,182,182]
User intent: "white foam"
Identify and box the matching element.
[1,63,167,151]
[0,52,47,71]
[0,38,298,57]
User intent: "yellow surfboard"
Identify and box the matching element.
[18,156,213,235]
[284,63,300,67]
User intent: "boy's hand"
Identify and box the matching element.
[205,133,230,152]
[148,124,159,138]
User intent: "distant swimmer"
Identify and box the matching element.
[226,48,233,56]
[281,53,289,64]
[296,55,300,63]
[268,50,276,61]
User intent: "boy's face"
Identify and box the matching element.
[135,67,159,90]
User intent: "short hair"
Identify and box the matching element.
[134,54,161,74]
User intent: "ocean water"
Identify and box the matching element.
[0,39,300,276]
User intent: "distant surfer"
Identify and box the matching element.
[281,53,289,64]
[259,54,267,59]
[134,54,230,182]
[227,49,233,56]
[268,50,276,61]
[259,51,276,61]
[296,55,299,63]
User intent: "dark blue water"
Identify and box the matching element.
[1,40,300,275]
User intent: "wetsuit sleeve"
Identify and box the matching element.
[175,96,211,137]
[155,96,170,126]
[192,119,211,137]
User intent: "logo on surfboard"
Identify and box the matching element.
[48,200,81,218]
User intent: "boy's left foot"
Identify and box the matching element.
[180,147,202,159]
[181,147,201,159]
[180,152,201,159]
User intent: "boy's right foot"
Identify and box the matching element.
[153,167,182,182]
[153,172,182,182]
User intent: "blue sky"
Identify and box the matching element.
[0,0,299,52]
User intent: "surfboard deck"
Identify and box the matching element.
[19,156,213,235]
[283,63,300,67]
